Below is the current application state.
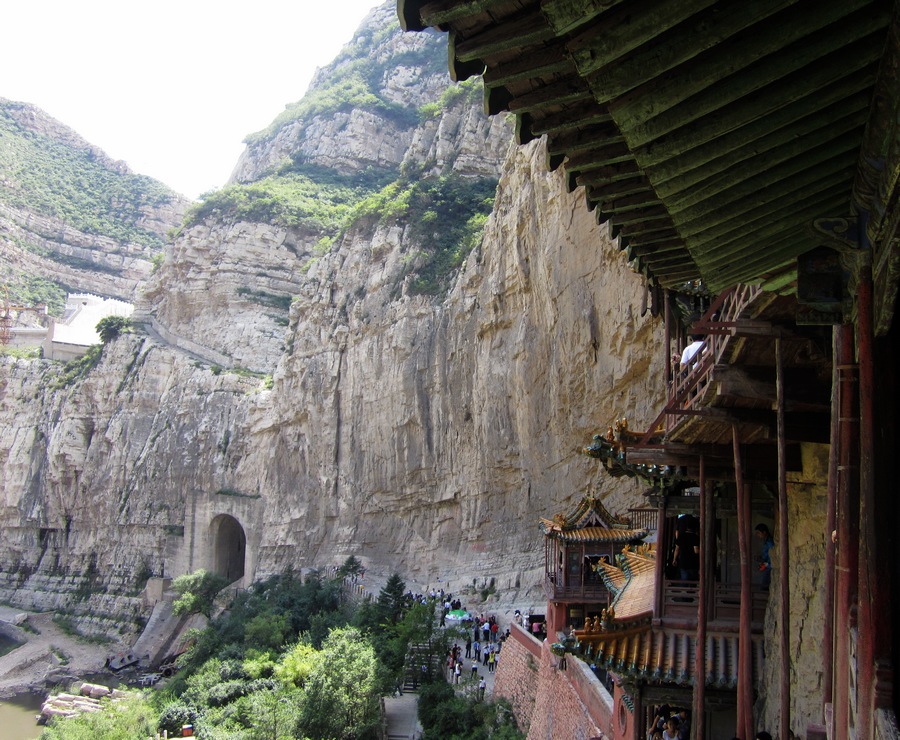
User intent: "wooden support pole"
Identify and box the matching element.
[833,325,859,738]
[664,289,672,383]
[633,685,644,740]
[693,455,708,740]
[654,503,667,621]
[581,542,586,596]
[775,338,790,740]
[734,424,754,740]
[822,326,840,718]
[856,262,877,739]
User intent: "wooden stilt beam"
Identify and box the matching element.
[856,261,877,739]
[664,289,672,383]
[833,325,859,738]
[654,504,667,623]
[693,455,710,740]
[776,337,791,740]
[734,424,754,740]
[822,327,840,720]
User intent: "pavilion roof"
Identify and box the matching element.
[571,544,763,686]
[539,493,648,543]
[596,544,657,621]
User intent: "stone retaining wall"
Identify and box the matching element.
[495,623,614,739]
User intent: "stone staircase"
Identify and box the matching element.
[402,642,444,692]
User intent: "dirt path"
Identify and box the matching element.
[0,610,118,698]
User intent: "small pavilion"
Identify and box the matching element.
[541,493,648,637]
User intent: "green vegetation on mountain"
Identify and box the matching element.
[245,21,445,145]
[13,275,68,315]
[182,164,397,232]
[96,315,132,344]
[0,101,176,249]
[418,77,484,121]
[351,172,497,295]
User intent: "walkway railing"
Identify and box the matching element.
[661,284,763,436]
[628,507,658,531]
[660,579,768,623]
[544,573,609,601]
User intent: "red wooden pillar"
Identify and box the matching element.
[775,338,790,740]
[693,455,708,739]
[654,503,666,621]
[856,262,879,739]
[822,327,840,717]
[833,325,859,737]
[734,425,753,740]
[633,685,644,740]
[665,289,672,383]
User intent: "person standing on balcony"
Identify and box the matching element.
[673,522,700,581]
[755,523,774,588]
[680,335,705,367]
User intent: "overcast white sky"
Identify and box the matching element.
[0,1,381,199]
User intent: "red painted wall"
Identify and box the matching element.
[495,624,614,739]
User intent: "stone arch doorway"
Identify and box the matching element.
[211,514,246,584]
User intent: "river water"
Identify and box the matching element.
[0,693,44,740]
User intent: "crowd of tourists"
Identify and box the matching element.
[425,588,537,701]
[647,706,692,740]
[647,706,776,740]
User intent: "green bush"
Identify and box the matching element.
[419,679,524,740]
[96,315,131,343]
[51,343,104,389]
[172,569,230,617]
[39,695,156,740]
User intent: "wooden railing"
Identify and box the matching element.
[664,285,763,435]
[544,573,610,601]
[628,507,658,531]
[660,579,768,623]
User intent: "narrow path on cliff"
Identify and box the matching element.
[139,319,227,369]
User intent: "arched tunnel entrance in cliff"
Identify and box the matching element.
[211,514,246,584]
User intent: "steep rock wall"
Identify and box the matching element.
[0,203,171,302]
[230,7,454,182]
[755,443,830,735]
[0,138,665,615]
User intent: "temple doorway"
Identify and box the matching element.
[211,514,246,584]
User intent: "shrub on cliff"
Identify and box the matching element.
[96,315,131,343]
[418,681,524,740]
[172,569,229,617]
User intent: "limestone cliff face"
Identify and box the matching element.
[229,5,468,182]
[0,138,664,612]
[756,444,830,733]
[0,203,178,303]
[259,140,664,591]
[0,3,666,619]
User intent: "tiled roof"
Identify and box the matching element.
[576,545,765,686]
[540,493,650,543]
[607,547,656,620]
[544,525,648,544]
[588,627,765,689]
